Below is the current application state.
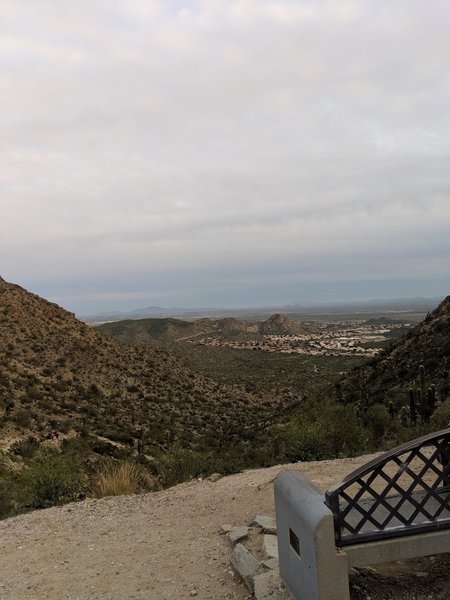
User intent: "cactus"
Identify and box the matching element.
[399,406,409,427]
[441,356,449,402]
[419,364,426,397]
[409,388,417,425]
[388,401,395,419]
[442,357,449,380]
[409,364,443,424]
[425,387,435,421]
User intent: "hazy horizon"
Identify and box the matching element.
[2,1,450,314]
[79,292,443,320]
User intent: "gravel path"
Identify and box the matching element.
[0,454,448,600]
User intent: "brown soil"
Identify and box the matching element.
[0,454,448,600]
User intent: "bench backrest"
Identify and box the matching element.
[325,427,450,546]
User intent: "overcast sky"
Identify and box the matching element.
[1,0,450,314]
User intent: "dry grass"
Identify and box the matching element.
[92,461,143,498]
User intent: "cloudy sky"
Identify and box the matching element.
[1,0,450,314]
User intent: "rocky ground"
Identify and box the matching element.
[0,454,448,600]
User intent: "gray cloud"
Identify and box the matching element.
[1,0,449,313]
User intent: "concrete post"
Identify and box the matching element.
[275,471,350,600]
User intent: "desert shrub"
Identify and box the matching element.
[0,456,21,519]
[317,402,366,456]
[286,425,328,462]
[57,418,75,434]
[91,461,144,498]
[364,404,392,445]
[268,397,368,464]
[11,408,32,428]
[10,436,40,459]
[430,400,450,430]
[270,421,328,462]
[90,439,131,460]
[18,447,87,509]
[156,444,206,487]
[98,429,134,446]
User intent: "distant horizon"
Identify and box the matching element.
[79,293,446,317]
[2,273,447,317]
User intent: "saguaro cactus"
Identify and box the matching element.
[409,388,417,425]
[419,364,426,399]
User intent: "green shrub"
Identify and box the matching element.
[289,426,329,461]
[364,404,393,445]
[272,401,365,462]
[315,402,365,456]
[430,400,450,430]
[0,456,21,519]
[10,436,40,459]
[271,422,328,462]
[156,444,206,487]
[19,447,87,509]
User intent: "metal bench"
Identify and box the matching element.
[275,427,450,600]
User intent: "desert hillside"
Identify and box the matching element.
[0,277,278,453]
[341,295,450,407]
[96,315,250,345]
[0,454,448,600]
[96,312,309,347]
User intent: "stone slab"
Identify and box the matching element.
[263,534,279,559]
[229,526,249,546]
[248,514,277,534]
[262,557,279,570]
[230,543,265,591]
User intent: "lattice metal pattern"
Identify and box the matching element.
[325,428,450,546]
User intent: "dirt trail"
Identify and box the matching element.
[0,454,448,600]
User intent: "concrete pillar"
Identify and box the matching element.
[275,471,350,600]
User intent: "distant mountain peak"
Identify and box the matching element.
[258,313,308,336]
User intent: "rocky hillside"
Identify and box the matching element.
[96,316,211,345]
[340,295,450,408]
[0,277,279,451]
[97,313,308,347]
[98,315,255,346]
[257,313,308,336]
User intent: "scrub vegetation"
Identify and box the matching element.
[0,276,448,518]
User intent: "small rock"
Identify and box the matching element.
[219,524,233,535]
[207,473,222,482]
[262,534,279,559]
[229,527,249,546]
[248,514,277,534]
[262,557,279,570]
[190,591,198,597]
[253,569,290,600]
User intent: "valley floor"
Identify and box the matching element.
[0,454,448,600]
